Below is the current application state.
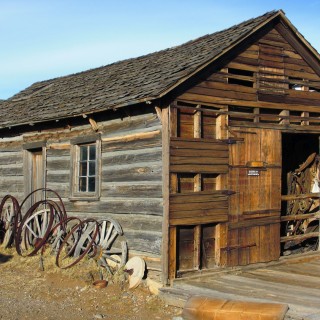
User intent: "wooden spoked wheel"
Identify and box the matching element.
[56,219,99,269]
[0,195,20,248]
[16,207,55,257]
[94,218,128,273]
[45,217,81,255]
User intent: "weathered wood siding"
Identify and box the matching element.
[178,26,320,115]
[228,128,281,266]
[171,23,320,274]
[0,109,163,275]
[0,140,24,201]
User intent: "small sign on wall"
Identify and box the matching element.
[248,170,260,176]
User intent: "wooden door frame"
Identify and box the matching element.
[23,141,46,205]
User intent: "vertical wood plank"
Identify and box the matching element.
[193,225,201,270]
[161,106,170,285]
[168,226,177,283]
[215,223,227,266]
[301,111,309,126]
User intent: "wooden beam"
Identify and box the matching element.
[281,193,320,201]
[168,227,177,284]
[280,232,319,243]
[280,213,320,222]
[161,106,170,285]
[275,22,320,77]
[101,130,160,143]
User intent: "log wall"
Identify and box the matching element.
[0,108,164,279]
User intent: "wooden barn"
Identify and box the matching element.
[0,10,320,285]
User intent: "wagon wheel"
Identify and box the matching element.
[56,219,99,269]
[19,188,67,222]
[0,195,21,248]
[93,218,128,273]
[46,217,81,255]
[15,202,55,256]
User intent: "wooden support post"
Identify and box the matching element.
[215,109,229,267]
[215,223,228,266]
[168,226,177,285]
[193,105,202,270]
[254,108,260,123]
[301,111,309,126]
[279,110,290,125]
[194,225,201,270]
[216,107,228,139]
[161,106,170,285]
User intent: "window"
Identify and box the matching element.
[78,144,97,192]
[71,135,100,199]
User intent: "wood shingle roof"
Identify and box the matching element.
[1,10,316,129]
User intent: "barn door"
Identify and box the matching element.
[228,127,281,266]
[24,147,45,204]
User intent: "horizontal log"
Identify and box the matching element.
[0,155,23,166]
[65,197,163,216]
[188,86,256,102]
[170,214,228,226]
[243,208,280,215]
[281,193,320,201]
[170,156,229,165]
[125,230,162,255]
[170,200,228,212]
[227,61,258,72]
[170,148,227,158]
[102,134,161,152]
[177,93,320,113]
[199,80,256,94]
[102,182,163,198]
[170,208,228,220]
[280,232,319,243]
[229,216,280,230]
[171,139,228,151]
[47,149,70,157]
[101,129,161,143]
[47,158,70,171]
[228,120,320,133]
[280,213,320,222]
[48,143,71,150]
[47,171,70,183]
[0,167,23,176]
[102,148,162,167]
[170,191,228,203]
[64,211,163,233]
[170,164,228,174]
[102,161,162,182]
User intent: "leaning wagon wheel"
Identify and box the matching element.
[0,195,21,248]
[19,188,67,222]
[92,218,128,273]
[15,201,56,256]
[56,219,99,269]
[46,216,81,255]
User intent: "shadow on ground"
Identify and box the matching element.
[0,253,13,264]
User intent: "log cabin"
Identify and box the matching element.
[0,10,320,284]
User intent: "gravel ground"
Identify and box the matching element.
[0,249,182,320]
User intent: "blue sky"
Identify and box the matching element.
[1,0,320,99]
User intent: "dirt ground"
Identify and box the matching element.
[0,248,182,320]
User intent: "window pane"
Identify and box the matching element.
[80,146,88,161]
[89,145,96,160]
[79,177,87,192]
[79,161,87,176]
[89,162,95,176]
[88,177,95,192]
